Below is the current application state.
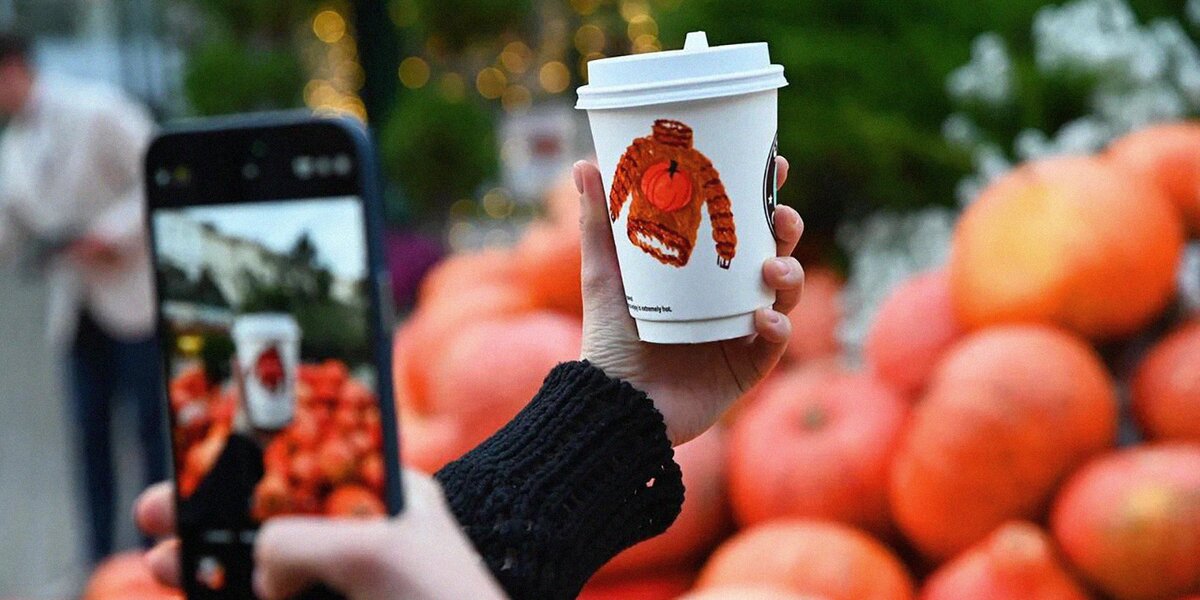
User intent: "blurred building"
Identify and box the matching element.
[0,0,186,116]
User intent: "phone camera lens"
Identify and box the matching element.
[154,168,171,187]
[293,156,314,180]
[314,156,333,177]
[333,154,352,176]
[242,163,260,180]
[251,140,268,158]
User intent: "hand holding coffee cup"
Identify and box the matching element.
[577,31,789,344]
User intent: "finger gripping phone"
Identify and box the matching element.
[145,114,403,599]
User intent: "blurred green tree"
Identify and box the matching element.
[655,0,1188,236]
[654,0,1037,234]
[379,79,499,216]
[179,0,323,115]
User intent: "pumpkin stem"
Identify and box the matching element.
[668,160,679,177]
[801,405,827,430]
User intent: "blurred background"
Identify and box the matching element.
[4,0,1200,598]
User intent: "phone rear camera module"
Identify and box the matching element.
[292,156,314,180]
[242,163,260,180]
[154,168,171,187]
[333,154,353,176]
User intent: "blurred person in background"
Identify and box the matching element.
[0,31,166,565]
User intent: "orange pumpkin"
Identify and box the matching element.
[595,428,729,579]
[642,160,694,212]
[950,155,1183,339]
[679,587,828,600]
[695,520,915,600]
[577,570,695,600]
[728,368,908,535]
[1107,122,1200,235]
[393,260,535,415]
[83,552,183,600]
[890,325,1117,562]
[783,268,843,364]
[1132,320,1200,442]
[402,311,582,473]
[920,521,1090,600]
[865,270,963,398]
[1051,443,1200,600]
[512,222,584,316]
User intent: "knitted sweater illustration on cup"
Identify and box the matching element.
[609,119,736,269]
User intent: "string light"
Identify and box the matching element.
[313,10,346,44]
[398,56,430,88]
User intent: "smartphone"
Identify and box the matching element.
[145,114,403,599]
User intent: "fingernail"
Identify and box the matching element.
[766,310,782,325]
[772,257,791,277]
[572,163,585,194]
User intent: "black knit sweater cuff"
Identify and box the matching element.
[434,361,684,600]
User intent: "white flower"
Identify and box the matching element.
[947,33,1014,106]
[838,208,957,360]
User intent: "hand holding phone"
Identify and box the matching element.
[145,114,403,599]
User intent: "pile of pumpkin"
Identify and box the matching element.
[166,359,387,521]
[393,122,1200,600]
[84,122,1200,599]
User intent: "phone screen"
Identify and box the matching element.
[151,195,386,597]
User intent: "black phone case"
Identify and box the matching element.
[145,112,404,600]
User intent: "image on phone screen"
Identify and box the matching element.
[151,196,386,597]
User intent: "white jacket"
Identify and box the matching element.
[0,76,155,346]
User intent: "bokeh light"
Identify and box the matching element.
[500,41,533,74]
[574,24,606,54]
[539,61,571,94]
[389,0,420,27]
[627,14,659,40]
[312,10,347,44]
[398,56,431,89]
[570,0,600,16]
[619,0,650,22]
[439,73,467,102]
[482,188,515,219]
[476,67,508,99]
[501,85,533,112]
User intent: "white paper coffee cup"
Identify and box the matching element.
[576,32,787,344]
[231,314,301,431]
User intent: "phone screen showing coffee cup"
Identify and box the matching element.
[146,117,401,599]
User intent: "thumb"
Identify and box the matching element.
[254,517,392,600]
[573,161,625,313]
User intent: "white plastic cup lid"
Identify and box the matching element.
[231,313,301,341]
[576,31,787,110]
